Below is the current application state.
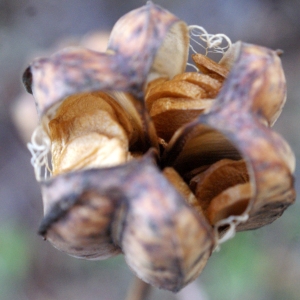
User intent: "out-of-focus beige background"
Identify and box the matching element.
[1,1,300,299]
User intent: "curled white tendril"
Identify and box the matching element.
[27,125,52,181]
[213,207,250,252]
[188,26,232,69]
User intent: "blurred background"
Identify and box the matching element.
[0,0,300,299]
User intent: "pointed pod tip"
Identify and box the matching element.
[22,66,33,94]
[275,49,284,57]
[37,223,48,240]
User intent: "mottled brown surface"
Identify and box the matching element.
[108,2,189,85]
[40,155,214,292]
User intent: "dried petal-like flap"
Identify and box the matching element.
[23,3,189,117]
[39,155,214,292]
[219,42,286,126]
[23,49,125,118]
[108,2,189,84]
[163,42,295,232]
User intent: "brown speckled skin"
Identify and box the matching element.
[26,50,124,117]
[164,43,295,231]
[39,154,214,292]
[107,2,185,87]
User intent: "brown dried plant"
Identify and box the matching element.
[23,2,295,293]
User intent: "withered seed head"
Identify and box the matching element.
[23,2,295,293]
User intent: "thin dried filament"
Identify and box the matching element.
[27,125,52,181]
[188,25,232,56]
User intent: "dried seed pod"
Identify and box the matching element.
[23,1,295,294]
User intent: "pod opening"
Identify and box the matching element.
[163,123,253,245]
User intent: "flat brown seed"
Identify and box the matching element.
[146,80,207,111]
[206,182,252,225]
[192,53,229,80]
[150,97,213,142]
[192,159,249,211]
[172,72,222,98]
[145,77,168,94]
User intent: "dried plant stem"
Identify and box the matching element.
[125,276,152,300]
